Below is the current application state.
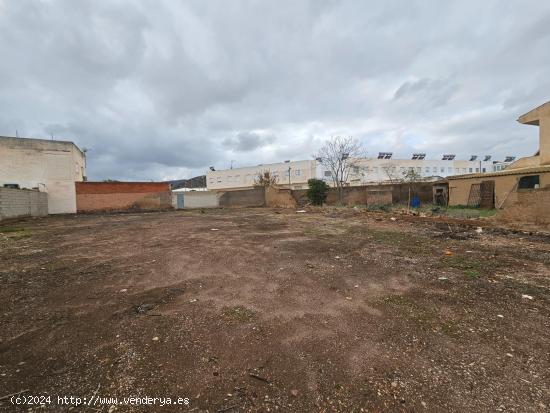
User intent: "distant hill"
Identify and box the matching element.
[167,175,206,190]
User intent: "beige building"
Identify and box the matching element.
[0,136,86,214]
[207,159,317,190]
[447,101,550,210]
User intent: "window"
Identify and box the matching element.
[416,167,421,173]
[518,175,540,189]
[217,177,222,183]
[469,168,473,173]
[475,168,479,173]
[352,166,359,174]
[462,168,467,173]
[448,167,452,173]
[295,169,301,176]
[482,168,486,173]
[324,170,331,177]
[440,167,445,173]
[433,167,437,173]
[209,178,214,184]
[425,167,430,173]
[284,170,290,177]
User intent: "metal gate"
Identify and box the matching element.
[467,181,495,208]
[467,183,481,207]
[176,193,184,209]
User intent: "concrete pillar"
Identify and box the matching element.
[540,117,550,166]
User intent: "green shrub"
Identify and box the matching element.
[306,179,329,205]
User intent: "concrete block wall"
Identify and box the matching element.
[218,188,265,207]
[76,182,172,212]
[0,187,48,220]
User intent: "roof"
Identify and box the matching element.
[517,100,550,126]
[0,135,85,156]
[447,165,550,180]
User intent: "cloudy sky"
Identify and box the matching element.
[1,1,549,181]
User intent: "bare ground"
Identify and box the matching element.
[0,208,549,412]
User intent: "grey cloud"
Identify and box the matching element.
[0,0,549,181]
[223,132,275,152]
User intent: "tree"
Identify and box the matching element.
[381,163,400,183]
[401,168,422,183]
[314,136,365,203]
[401,168,423,209]
[306,179,329,205]
[253,170,278,187]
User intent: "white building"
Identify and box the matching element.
[0,136,86,214]
[207,154,517,190]
[327,154,494,186]
[206,160,317,190]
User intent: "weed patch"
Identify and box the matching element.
[0,227,31,239]
[222,306,256,323]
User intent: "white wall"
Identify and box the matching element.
[173,191,219,209]
[206,160,317,190]
[0,137,86,214]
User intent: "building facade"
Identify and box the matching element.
[447,100,550,217]
[207,160,317,190]
[207,155,513,191]
[0,136,86,214]
[321,157,497,186]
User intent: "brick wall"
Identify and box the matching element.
[0,187,48,220]
[366,189,393,206]
[76,182,172,212]
[496,187,550,227]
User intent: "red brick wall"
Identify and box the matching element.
[76,182,169,194]
[76,182,172,212]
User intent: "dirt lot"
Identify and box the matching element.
[1,208,549,412]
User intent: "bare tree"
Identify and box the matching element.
[314,136,366,203]
[253,170,278,187]
[381,163,401,183]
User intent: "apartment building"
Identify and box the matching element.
[207,154,516,190]
[332,154,496,186]
[206,160,317,190]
